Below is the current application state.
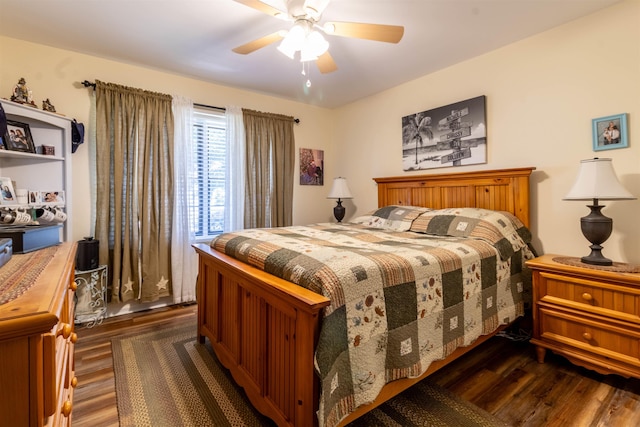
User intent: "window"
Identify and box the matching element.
[190,108,226,239]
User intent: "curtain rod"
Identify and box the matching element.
[81,81,299,124]
[81,80,96,89]
[195,103,300,124]
[194,102,225,111]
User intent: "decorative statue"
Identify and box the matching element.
[11,77,36,107]
[42,98,56,113]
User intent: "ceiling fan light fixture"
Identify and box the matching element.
[277,23,306,59]
[302,30,329,60]
[278,21,328,62]
[277,39,297,59]
[300,46,318,62]
[233,0,406,74]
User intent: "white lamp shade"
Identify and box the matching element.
[564,158,636,201]
[327,177,353,199]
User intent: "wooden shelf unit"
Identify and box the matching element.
[0,99,72,242]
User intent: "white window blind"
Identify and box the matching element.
[190,108,226,239]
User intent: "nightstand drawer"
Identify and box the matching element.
[538,271,640,323]
[539,308,640,368]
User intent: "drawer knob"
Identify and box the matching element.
[57,323,72,339]
[61,400,72,417]
[70,332,78,343]
[581,293,593,302]
[70,281,78,291]
[583,332,593,341]
[71,376,78,388]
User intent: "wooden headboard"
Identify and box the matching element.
[374,167,535,227]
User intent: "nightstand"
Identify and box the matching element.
[526,254,640,378]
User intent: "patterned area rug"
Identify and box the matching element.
[112,322,508,427]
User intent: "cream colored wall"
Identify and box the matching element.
[1,0,638,266]
[0,36,337,241]
[333,0,640,264]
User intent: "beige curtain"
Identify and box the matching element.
[242,109,295,228]
[95,80,174,303]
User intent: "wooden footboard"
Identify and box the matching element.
[193,243,330,427]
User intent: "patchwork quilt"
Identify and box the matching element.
[211,207,536,427]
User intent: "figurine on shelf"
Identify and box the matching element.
[42,98,56,113]
[10,77,37,107]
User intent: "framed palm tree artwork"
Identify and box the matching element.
[402,95,486,171]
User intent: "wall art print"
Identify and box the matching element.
[402,95,487,171]
[300,148,324,186]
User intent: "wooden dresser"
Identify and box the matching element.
[527,254,640,378]
[0,242,78,427]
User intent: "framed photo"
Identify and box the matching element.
[41,190,65,204]
[29,190,40,204]
[3,120,36,153]
[592,113,628,151]
[299,148,324,186]
[0,177,16,205]
[402,95,487,171]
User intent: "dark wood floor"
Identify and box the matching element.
[72,304,640,426]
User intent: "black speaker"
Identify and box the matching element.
[76,237,99,271]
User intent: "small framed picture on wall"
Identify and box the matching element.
[592,113,628,151]
[300,148,324,186]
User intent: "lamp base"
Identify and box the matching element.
[333,199,345,223]
[580,203,613,266]
[581,250,613,266]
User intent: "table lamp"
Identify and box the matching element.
[327,177,353,222]
[563,158,635,265]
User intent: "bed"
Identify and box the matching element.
[193,167,536,427]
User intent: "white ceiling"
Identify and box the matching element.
[0,0,620,108]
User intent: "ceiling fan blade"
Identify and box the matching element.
[324,21,404,43]
[233,0,287,19]
[316,51,337,74]
[232,31,284,54]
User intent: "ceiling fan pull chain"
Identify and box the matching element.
[302,61,311,87]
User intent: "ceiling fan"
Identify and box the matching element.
[232,0,404,74]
